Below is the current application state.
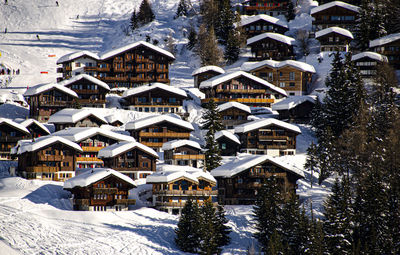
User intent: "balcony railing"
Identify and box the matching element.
[116,199,136,205]
[155,201,218,207]
[215,89,266,94]
[102,76,128,81]
[0,136,26,142]
[140,142,164,147]
[81,146,105,152]
[78,99,106,104]
[202,98,274,104]
[139,132,190,138]
[258,135,288,140]
[93,188,118,194]
[38,155,64,161]
[76,157,103,162]
[83,66,98,72]
[172,154,205,160]
[26,166,59,173]
[154,190,218,196]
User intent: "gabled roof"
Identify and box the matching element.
[217,102,251,114]
[351,51,388,63]
[162,139,202,151]
[241,59,316,73]
[64,168,136,189]
[234,118,301,134]
[100,41,175,60]
[48,108,108,124]
[315,27,354,39]
[310,1,360,15]
[247,32,295,46]
[191,65,225,76]
[214,130,241,145]
[57,50,100,64]
[125,115,194,131]
[199,71,287,96]
[24,83,78,98]
[58,74,110,91]
[0,118,30,134]
[51,127,135,143]
[18,119,51,135]
[98,141,158,158]
[369,32,400,48]
[146,165,216,184]
[240,14,288,28]
[211,154,305,178]
[105,113,125,125]
[122,83,187,99]
[11,136,82,155]
[272,95,317,111]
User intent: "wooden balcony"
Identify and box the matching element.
[65,66,72,71]
[26,166,59,173]
[116,199,136,205]
[155,201,218,207]
[202,98,274,104]
[38,155,64,161]
[139,132,190,138]
[76,157,103,162]
[74,199,90,206]
[156,69,167,73]
[82,146,105,152]
[83,66,98,72]
[39,101,71,107]
[154,190,217,196]
[93,188,118,194]
[78,99,106,105]
[97,67,110,72]
[141,142,164,147]
[249,172,286,178]
[135,58,149,63]
[215,89,266,94]
[258,135,288,140]
[172,154,205,160]
[103,76,128,82]
[0,136,26,142]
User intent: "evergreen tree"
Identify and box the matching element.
[187,25,197,50]
[214,205,231,248]
[175,0,188,18]
[198,200,220,255]
[196,24,223,66]
[200,0,218,31]
[130,10,138,32]
[267,230,286,255]
[175,198,201,253]
[224,30,241,64]
[285,0,295,21]
[137,0,155,26]
[304,142,318,188]
[307,219,325,255]
[215,0,236,45]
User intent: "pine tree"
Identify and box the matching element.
[215,0,235,45]
[198,200,220,255]
[304,142,318,188]
[285,0,295,21]
[175,198,201,253]
[137,0,155,26]
[307,219,325,255]
[187,25,197,50]
[200,0,218,31]
[214,205,231,247]
[267,230,286,255]
[130,10,138,32]
[196,24,223,66]
[175,0,188,18]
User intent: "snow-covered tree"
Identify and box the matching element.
[187,24,197,50]
[215,0,236,45]
[285,0,295,21]
[137,0,155,26]
[130,10,138,32]
[175,0,188,18]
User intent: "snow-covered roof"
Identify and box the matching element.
[24,83,78,98]
[211,154,305,178]
[162,139,202,151]
[12,136,82,155]
[48,108,107,124]
[199,71,287,96]
[146,165,216,184]
[240,14,288,28]
[51,127,135,143]
[217,102,251,114]
[241,59,316,73]
[18,119,51,135]
[105,113,124,124]
[64,168,136,189]
[122,83,187,99]
[315,27,354,39]
[125,115,194,131]
[98,141,158,158]
[271,95,317,111]
[234,118,301,134]
[191,65,226,76]
[0,90,26,104]
[214,130,241,145]
[100,41,175,60]
[369,32,400,48]
[58,74,110,91]
[57,50,100,64]
[0,118,30,134]
[351,51,388,63]
[310,1,360,15]
[247,32,295,46]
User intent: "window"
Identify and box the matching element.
[289,72,295,80]
[329,37,333,42]
[75,63,81,67]
[289,82,295,87]
[221,143,226,150]
[279,82,285,87]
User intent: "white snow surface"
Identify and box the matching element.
[161,139,202,151]
[217,102,252,114]
[234,118,302,134]
[48,108,108,124]
[51,127,135,142]
[247,32,296,46]
[125,114,194,131]
[310,1,360,15]
[64,168,136,189]
[315,27,354,39]
[147,164,216,184]
[58,74,110,91]
[12,136,82,155]
[271,95,317,111]
[122,82,187,99]
[98,141,158,158]
[24,83,78,98]
[199,71,287,96]
[215,130,241,145]
[240,14,288,28]
[191,65,225,76]
[241,59,316,73]
[0,117,30,134]
[351,51,388,63]
[369,32,400,48]
[17,118,51,135]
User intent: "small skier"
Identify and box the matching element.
[56,1,59,6]
[77,14,79,19]
[4,28,6,33]
[36,34,40,40]
[4,0,8,5]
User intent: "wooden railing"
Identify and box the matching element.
[172,154,205,160]
[202,98,274,104]
[26,166,59,173]
[83,66,98,71]
[76,157,103,162]
[154,190,218,196]
[258,135,288,140]
[93,188,118,194]
[215,89,266,94]
[139,132,190,138]
[140,142,164,147]
[116,199,136,205]
[38,155,64,161]
[81,146,104,152]
[155,201,218,207]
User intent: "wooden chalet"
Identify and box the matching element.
[162,140,204,168]
[125,115,194,151]
[17,119,51,138]
[247,32,295,61]
[121,83,187,115]
[58,74,110,108]
[234,118,301,156]
[242,0,289,17]
[98,141,158,180]
[369,33,400,69]
[217,102,251,129]
[24,83,78,123]
[191,66,225,88]
[351,52,389,79]
[57,41,175,88]
[271,95,317,122]
[52,127,135,169]
[211,154,304,205]
[315,27,353,52]
[64,168,136,211]
[48,108,108,132]
[215,130,241,156]
[0,118,30,160]
[241,14,288,39]
[146,165,217,215]
[310,1,360,33]
[199,71,287,108]
[242,60,316,96]
[12,136,82,181]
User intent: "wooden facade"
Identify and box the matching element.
[0,119,30,160]
[316,28,353,52]
[163,144,204,168]
[247,33,295,61]
[242,0,289,17]
[219,106,251,129]
[51,114,107,132]
[193,69,225,88]
[370,33,400,69]
[311,2,359,32]
[351,52,389,79]
[215,135,240,156]
[272,97,316,122]
[242,15,288,39]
